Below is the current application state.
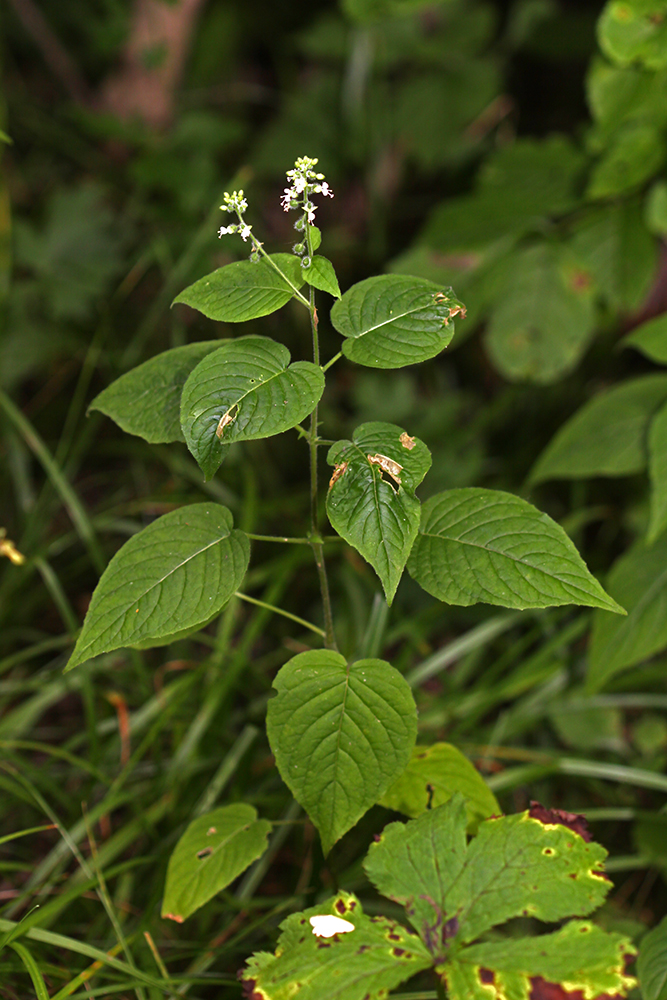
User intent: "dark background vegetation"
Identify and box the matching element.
[2,0,667,996]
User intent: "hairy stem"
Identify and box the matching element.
[305,245,338,651]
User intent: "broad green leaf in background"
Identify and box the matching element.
[648,401,667,542]
[173,253,305,322]
[598,0,667,70]
[364,796,611,949]
[587,58,667,142]
[587,121,665,200]
[529,374,667,482]
[326,421,432,602]
[421,136,585,255]
[569,199,657,311]
[240,890,432,1000]
[647,179,667,235]
[329,274,463,368]
[66,504,249,670]
[407,488,625,613]
[451,922,635,1000]
[638,914,667,1000]
[89,342,222,443]
[162,805,271,922]
[266,650,417,854]
[303,255,341,298]
[588,533,667,691]
[623,312,667,364]
[484,243,596,384]
[180,335,324,479]
[378,742,499,831]
[549,700,625,753]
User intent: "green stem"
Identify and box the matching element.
[246,533,312,544]
[305,263,337,651]
[322,351,342,373]
[234,591,325,638]
[233,209,310,308]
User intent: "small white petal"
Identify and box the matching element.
[309,915,355,938]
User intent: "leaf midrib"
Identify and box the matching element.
[349,299,437,340]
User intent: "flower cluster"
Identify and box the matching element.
[280,156,333,224]
[218,189,254,243]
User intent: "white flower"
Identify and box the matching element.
[218,225,234,237]
[309,915,355,938]
[239,224,252,241]
[321,182,333,198]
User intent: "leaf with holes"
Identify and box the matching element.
[330,274,464,368]
[89,342,222,443]
[66,504,249,670]
[407,488,625,613]
[326,422,431,603]
[266,650,417,855]
[180,335,324,479]
[240,891,432,1000]
[588,533,667,691]
[378,742,499,832]
[173,253,305,322]
[162,805,271,922]
[529,375,667,483]
[365,795,612,954]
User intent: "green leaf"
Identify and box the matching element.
[646,180,667,235]
[568,198,657,311]
[638,914,667,1000]
[598,0,667,70]
[303,255,341,298]
[330,274,463,369]
[623,312,667,364]
[449,922,636,1000]
[365,796,611,950]
[173,253,305,322]
[484,243,596,384]
[266,650,417,854]
[648,401,667,542]
[66,504,249,670]
[89,342,222,444]
[407,488,625,613]
[240,891,432,1000]
[378,742,500,832]
[326,422,432,602]
[180,335,324,479]
[587,58,667,139]
[309,226,322,251]
[422,137,585,254]
[587,121,665,200]
[588,533,667,691]
[529,374,667,482]
[161,805,271,922]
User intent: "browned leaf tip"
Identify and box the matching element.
[529,975,623,1000]
[528,802,592,842]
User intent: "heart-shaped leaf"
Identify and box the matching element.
[330,274,464,368]
[266,650,417,854]
[326,422,432,603]
[66,504,249,669]
[180,335,324,479]
[173,253,305,322]
[407,488,625,613]
[89,342,222,443]
[378,742,499,832]
[162,805,271,923]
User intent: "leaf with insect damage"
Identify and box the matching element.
[326,422,431,603]
[239,890,432,1000]
[330,274,464,368]
[162,804,271,922]
[180,335,324,479]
